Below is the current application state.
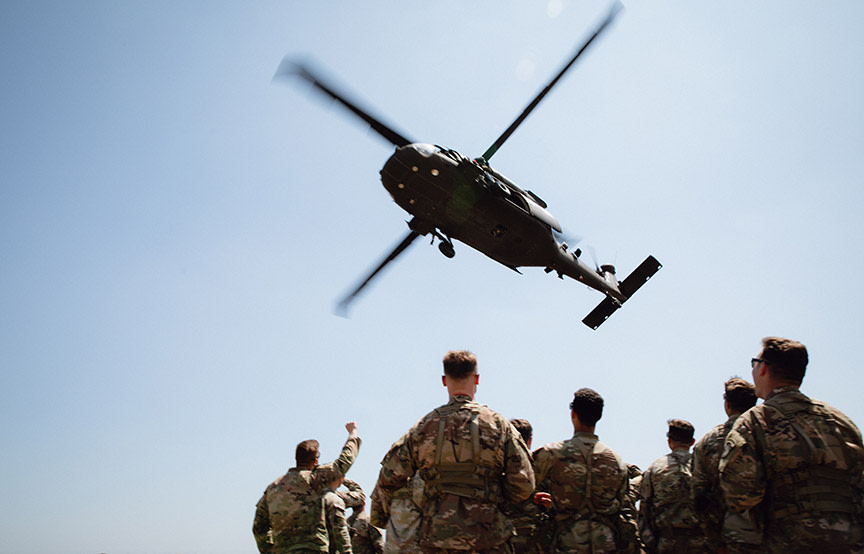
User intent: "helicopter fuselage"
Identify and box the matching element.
[380,143,625,302]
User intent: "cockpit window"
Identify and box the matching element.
[413,143,439,157]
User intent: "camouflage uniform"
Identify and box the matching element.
[626,464,643,507]
[339,478,366,512]
[720,386,864,553]
[349,511,384,554]
[691,415,760,553]
[502,493,553,554]
[374,470,425,554]
[253,435,361,554]
[370,394,535,553]
[533,432,638,554]
[639,449,709,553]
[325,489,354,554]
[338,479,382,554]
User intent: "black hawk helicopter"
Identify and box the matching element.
[275,3,660,329]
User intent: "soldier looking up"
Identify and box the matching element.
[253,423,361,554]
[691,378,759,554]
[532,388,638,554]
[639,419,709,554]
[339,479,384,554]
[720,337,864,553]
[370,350,535,554]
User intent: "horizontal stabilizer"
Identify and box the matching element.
[582,296,621,330]
[619,255,662,298]
[582,255,662,330]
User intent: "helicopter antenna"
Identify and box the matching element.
[479,2,622,163]
[275,58,414,148]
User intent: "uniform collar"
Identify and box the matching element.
[449,393,474,404]
[765,385,802,401]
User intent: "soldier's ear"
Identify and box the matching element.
[474,374,479,385]
[442,375,447,387]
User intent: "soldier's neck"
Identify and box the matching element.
[572,422,595,434]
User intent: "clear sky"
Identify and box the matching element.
[1,2,863,553]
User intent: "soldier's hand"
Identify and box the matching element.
[346,421,358,436]
[533,492,552,508]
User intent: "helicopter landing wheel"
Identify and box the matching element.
[438,241,455,259]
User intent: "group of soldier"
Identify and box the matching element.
[253,336,864,553]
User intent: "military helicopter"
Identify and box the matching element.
[275,3,660,329]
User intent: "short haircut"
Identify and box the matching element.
[724,377,757,413]
[296,439,320,466]
[443,350,478,380]
[570,388,604,426]
[510,418,533,443]
[667,419,694,443]
[761,336,808,385]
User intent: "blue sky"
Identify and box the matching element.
[2,2,863,553]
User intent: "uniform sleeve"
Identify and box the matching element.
[339,478,366,509]
[531,447,552,487]
[370,433,415,528]
[690,437,712,514]
[615,459,639,554]
[502,420,535,504]
[326,494,354,554]
[315,435,363,490]
[252,493,273,554]
[637,464,658,552]
[719,414,765,514]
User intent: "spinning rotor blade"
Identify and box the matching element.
[480,2,622,162]
[336,230,421,315]
[274,58,414,148]
[553,227,584,248]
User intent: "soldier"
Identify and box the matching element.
[253,422,361,554]
[324,476,354,554]
[533,388,638,554]
[720,336,864,553]
[504,418,553,554]
[340,479,384,554]
[370,350,535,554]
[691,378,759,554]
[339,478,366,515]
[639,419,709,554]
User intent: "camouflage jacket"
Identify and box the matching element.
[338,478,366,511]
[640,450,701,531]
[533,432,638,554]
[370,394,535,550]
[253,435,361,554]
[639,449,707,553]
[349,511,384,554]
[503,493,553,554]
[720,387,864,552]
[324,490,353,554]
[691,414,737,546]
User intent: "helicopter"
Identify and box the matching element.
[275,3,660,329]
